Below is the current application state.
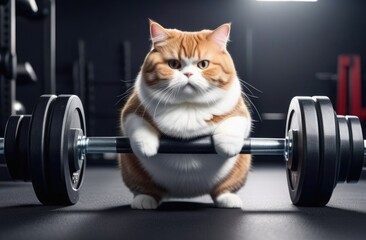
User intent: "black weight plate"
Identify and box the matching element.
[29,95,57,205]
[286,97,320,206]
[5,115,32,181]
[336,116,350,183]
[312,96,338,206]
[4,115,23,180]
[346,116,364,182]
[17,115,31,181]
[47,95,86,205]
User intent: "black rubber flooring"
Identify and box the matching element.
[0,164,365,240]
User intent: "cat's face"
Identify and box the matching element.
[140,21,237,105]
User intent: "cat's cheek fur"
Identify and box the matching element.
[213,116,251,158]
[123,114,160,158]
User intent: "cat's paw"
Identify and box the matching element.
[214,192,242,208]
[131,194,159,210]
[213,132,244,158]
[130,133,159,158]
[124,114,160,158]
[213,116,250,158]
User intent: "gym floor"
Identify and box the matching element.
[1,163,365,240]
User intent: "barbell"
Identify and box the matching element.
[0,94,365,206]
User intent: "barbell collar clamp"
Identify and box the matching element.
[285,129,299,171]
[69,129,84,172]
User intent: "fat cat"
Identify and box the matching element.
[119,20,252,209]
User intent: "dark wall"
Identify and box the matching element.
[15,0,366,137]
[248,0,366,137]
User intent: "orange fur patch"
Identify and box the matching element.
[120,91,158,132]
[211,154,252,197]
[118,154,165,201]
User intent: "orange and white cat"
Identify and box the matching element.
[119,20,252,210]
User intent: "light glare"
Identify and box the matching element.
[256,0,317,2]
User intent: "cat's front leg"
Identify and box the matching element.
[213,116,251,158]
[123,113,160,158]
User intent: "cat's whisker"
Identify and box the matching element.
[120,79,135,83]
[161,81,184,106]
[173,84,181,100]
[191,82,203,92]
[239,80,260,98]
[241,90,259,99]
[165,88,177,107]
[116,85,134,98]
[142,86,169,107]
[155,88,173,118]
[115,89,133,102]
[160,88,171,107]
[137,85,171,118]
[238,81,262,121]
[140,96,158,118]
[164,88,176,107]
[243,93,262,122]
[240,79,263,93]
[190,81,213,105]
[154,84,184,125]
[115,86,135,106]
[194,85,211,107]
[153,86,174,120]
[241,85,256,98]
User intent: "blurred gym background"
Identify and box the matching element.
[1,0,366,169]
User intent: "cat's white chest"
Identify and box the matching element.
[139,154,237,198]
[154,105,216,138]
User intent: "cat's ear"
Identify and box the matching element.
[149,19,169,47]
[209,23,231,50]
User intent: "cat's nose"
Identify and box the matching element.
[184,72,193,78]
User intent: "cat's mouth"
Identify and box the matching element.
[180,83,197,95]
[184,82,197,91]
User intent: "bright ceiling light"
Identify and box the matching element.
[256,0,317,2]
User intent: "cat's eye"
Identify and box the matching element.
[197,60,209,69]
[168,59,182,69]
